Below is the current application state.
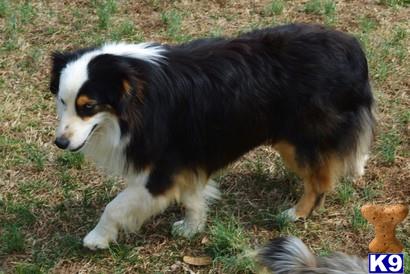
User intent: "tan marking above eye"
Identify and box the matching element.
[122,80,132,95]
[76,95,97,107]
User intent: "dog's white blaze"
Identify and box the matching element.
[101,42,166,64]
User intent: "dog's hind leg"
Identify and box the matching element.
[172,174,220,238]
[287,159,338,220]
[274,142,339,220]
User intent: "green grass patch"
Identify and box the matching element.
[59,171,79,199]
[210,26,224,38]
[317,245,332,256]
[266,0,285,15]
[304,0,323,14]
[1,225,25,253]
[94,0,117,30]
[373,60,391,82]
[272,211,292,231]
[57,234,83,256]
[0,0,8,18]
[351,206,368,231]
[206,218,255,273]
[20,47,42,72]
[377,130,401,164]
[111,20,142,42]
[304,0,335,15]
[361,181,381,201]
[336,178,355,205]
[359,16,378,33]
[0,136,47,169]
[398,110,410,132]
[9,204,36,227]
[404,252,410,274]
[303,0,336,25]
[57,151,84,169]
[14,263,43,274]
[378,0,410,6]
[1,200,36,228]
[161,10,190,42]
[109,244,141,265]
[18,180,52,196]
[1,13,19,51]
[19,2,36,25]
[26,144,47,171]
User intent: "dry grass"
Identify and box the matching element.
[0,0,409,273]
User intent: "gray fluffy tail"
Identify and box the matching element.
[258,237,367,274]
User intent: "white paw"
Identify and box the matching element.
[172,220,203,238]
[83,228,114,250]
[282,207,299,222]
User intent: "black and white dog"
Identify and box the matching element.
[49,24,375,249]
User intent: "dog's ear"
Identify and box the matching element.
[49,51,74,94]
[88,54,146,103]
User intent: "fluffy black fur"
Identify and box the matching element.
[51,24,375,196]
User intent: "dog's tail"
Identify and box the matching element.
[258,237,367,274]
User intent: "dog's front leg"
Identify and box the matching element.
[83,174,172,250]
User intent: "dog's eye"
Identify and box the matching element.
[84,103,96,110]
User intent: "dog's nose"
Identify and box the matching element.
[54,136,70,149]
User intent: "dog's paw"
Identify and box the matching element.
[83,229,112,250]
[282,207,300,222]
[172,220,203,238]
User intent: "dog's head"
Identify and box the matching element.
[49,43,164,151]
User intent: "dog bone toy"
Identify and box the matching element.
[361,204,409,253]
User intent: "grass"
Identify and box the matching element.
[336,178,355,205]
[361,181,381,201]
[0,0,409,272]
[110,20,142,42]
[56,151,84,169]
[272,211,293,231]
[0,0,8,18]
[266,0,285,15]
[359,16,378,34]
[303,0,336,25]
[14,264,42,274]
[161,10,191,42]
[26,144,46,171]
[304,0,335,15]
[405,252,410,274]
[377,130,401,164]
[95,0,117,30]
[378,0,410,6]
[18,2,36,25]
[351,206,368,231]
[206,217,255,273]
[1,225,25,253]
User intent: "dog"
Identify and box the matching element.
[49,23,375,249]
[258,236,368,273]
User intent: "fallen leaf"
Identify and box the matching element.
[201,236,209,245]
[183,256,212,266]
